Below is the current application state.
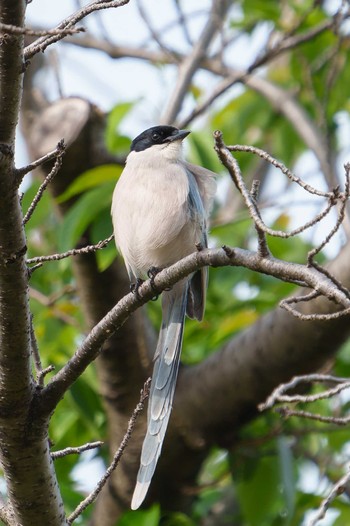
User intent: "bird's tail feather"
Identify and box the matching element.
[131,281,188,510]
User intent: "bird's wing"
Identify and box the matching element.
[184,164,216,320]
[183,161,217,217]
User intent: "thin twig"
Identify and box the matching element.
[214,131,341,239]
[173,0,192,45]
[180,12,350,128]
[308,468,350,526]
[0,22,84,37]
[29,287,79,327]
[309,261,350,301]
[24,0,130,59]
[307,163,350,264]
[16,141,65,185]
[67,379,151,524]
[250,180,270,258]
[51,441,103,460]
[136,0,176,60]
[37,366,55,387]
[228,144,333,199]
[279,298,350,321]
[22,140,65,225]
[30,317,54,387]
[260,374,350,411]
[26,234,114,266]
[30,314,44,386]
[272,381,350,405]
[161,0,230,124]
[276,407,350,426]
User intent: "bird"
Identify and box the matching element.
[111,125,216,510]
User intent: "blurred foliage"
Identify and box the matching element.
[16,0,350,524]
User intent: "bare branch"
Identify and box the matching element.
[214,131,342,239]
[309,261,350,301]
[280,297,350,321]
[249,180,270,258]
[26,234,114,266]
[273,381,350,405]
[307,163,350,264]
[172,0,192,45]
[0,22,84,38]
[29,287,80,327]
[136,0,176,60]
[161,0,230,124]
[63,34,182,64]
[16,140,65,184]
[22,140,65,225]
[67,379,150,524]
[255,12,349,69]
[51,441,103,460]
[37,365,55,387]
[24,0,130,59]
[36,242,350,416]
[30,314,44,386]
[179,12,349,127]
[260,373,350,411]
[277,407,350,426]
[228,144,333,199]
[308,468,350,526]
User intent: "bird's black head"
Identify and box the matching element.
[130,126,190,152]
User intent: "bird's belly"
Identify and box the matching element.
[113,175,199,278]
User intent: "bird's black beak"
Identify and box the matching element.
[164,129,191,143]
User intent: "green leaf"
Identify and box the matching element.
[57,165,121,203]
[105,101,134,153]
[68,377,104,438]
[188,132,222,173]
[163,512,196,526]
[58,180,115,252]
[235,449,282,526]
[90,208,117,271]
[119,504,160,526]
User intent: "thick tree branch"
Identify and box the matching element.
[0,2,67,525]
[34,243,350,417]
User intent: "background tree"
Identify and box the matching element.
[0,0,350,525]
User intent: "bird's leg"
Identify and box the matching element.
[130,278,144,300]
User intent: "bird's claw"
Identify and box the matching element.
[130,278,144,300]
[147,266,162,300]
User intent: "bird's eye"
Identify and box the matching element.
[152,132,160,141]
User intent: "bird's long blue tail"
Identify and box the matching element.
[131,280,188,510]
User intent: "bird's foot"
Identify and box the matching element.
[147,266,172,296]
[130,278,144,300]
[147,266,165,300]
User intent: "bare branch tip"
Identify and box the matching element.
[222,245,234,258]
[37,365,55,387]
[213,129,222,140]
